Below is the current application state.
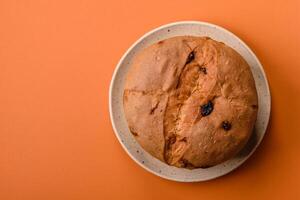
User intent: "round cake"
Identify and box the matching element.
[123,36,258,168]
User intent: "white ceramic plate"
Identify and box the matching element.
[109,21,271,182]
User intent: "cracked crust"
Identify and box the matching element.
[123,36,258,168]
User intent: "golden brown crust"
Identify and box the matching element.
[123,36,258,168]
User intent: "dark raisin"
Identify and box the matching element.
[186,51,194,64]
[130,127,139,136]
[222,121,232,131]
[200,101,214,116]
[199,67,207,74]
[131,131,138,136]
[251,105,258,109]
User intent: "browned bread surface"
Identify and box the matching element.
[123,36,258,168]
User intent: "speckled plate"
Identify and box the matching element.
[109,21,271,182]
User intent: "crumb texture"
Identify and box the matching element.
[123,36,258,168]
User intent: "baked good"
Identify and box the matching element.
[123,36,258,168]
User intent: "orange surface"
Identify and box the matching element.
[0,0,300,199]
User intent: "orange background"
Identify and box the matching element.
[0,0,300,199]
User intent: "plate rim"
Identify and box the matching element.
[109,21,271,182]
